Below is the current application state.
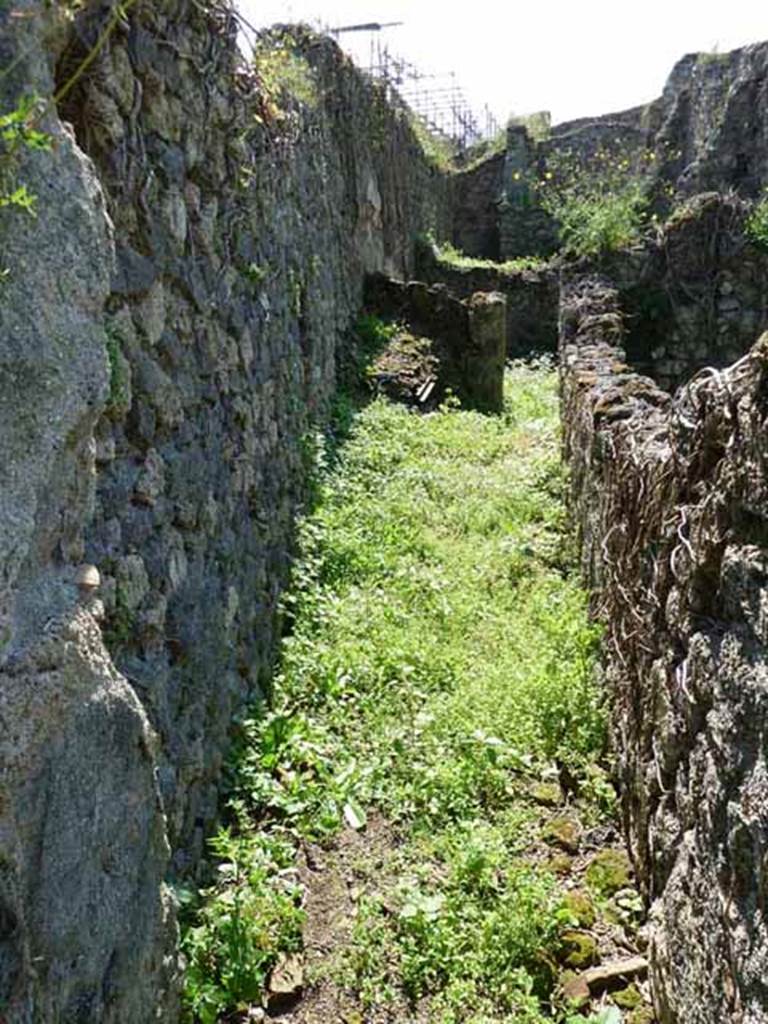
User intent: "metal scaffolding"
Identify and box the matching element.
[328,22,499,152]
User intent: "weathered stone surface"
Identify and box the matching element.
[0,5,178,1017]
[0,606,175,1022]
[560,274,768,1023]
[268,951,304,1001]
[466,291,506,411]
[0,4,112,661]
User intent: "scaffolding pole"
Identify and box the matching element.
[330,25,499,151]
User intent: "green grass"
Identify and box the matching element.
[435,240,549,274]
[181,362,608,1023]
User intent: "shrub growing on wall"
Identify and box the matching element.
[535,146,656,258]
[746,189,768,249]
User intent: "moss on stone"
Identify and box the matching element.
[558,929,599,968]
[543,816,581,853]
[561,889,596,928]
[546,852,574,875]
[613,983,643,1008]
[585,848,631,896]
[530,780,563,806]
[628,1007,656,1024]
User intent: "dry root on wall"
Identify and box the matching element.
[560,273,768,1024]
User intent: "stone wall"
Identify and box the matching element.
[560,275,768,1024]
[364,273,507,413]
[452,150,503,259]
[415,242,559,355]
[0,2,451,1020]
[599,192,768,391]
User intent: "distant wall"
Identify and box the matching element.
[470,40,768,264]
[415,243,559,356]
[548,41,768,202]
[452,150,504,259]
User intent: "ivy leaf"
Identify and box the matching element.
[0,184,37,215]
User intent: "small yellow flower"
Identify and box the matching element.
[545,171,553,180]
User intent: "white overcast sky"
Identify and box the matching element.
[236,1,766,127]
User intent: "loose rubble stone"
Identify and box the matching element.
[585,849,632,897]
[581,957,649,992]
[544,817,582,853]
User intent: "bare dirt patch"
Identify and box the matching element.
[270,814,423,1024]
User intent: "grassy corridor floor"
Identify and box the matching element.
[182,365,648,1024]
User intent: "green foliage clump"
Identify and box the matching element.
[536,147,655,258]
[746,190,768,250]
[102,599,133,651]
[180,823,304,1024]
[244,262,267,286]
[0,95,51,217]
[253,33,318,121]
[335,313,399,401]
[105,331,130,415]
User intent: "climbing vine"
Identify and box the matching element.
[0,94,51,216]
[0,0,138,219]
